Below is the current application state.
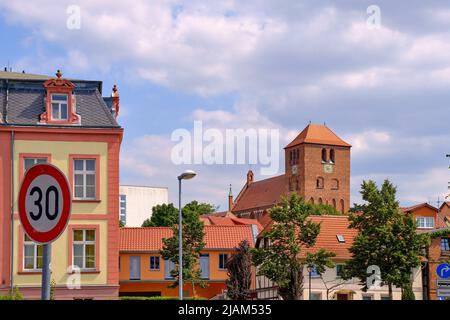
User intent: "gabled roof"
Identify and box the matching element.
[232,174,287,213]
[258,215,358,260]
[402,202,438,213]
[285,124,351,148]
[119,225,255,252]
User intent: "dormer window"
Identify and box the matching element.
[51,94,68,120]
[39,69,81,125]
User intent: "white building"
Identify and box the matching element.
[119,185,168,227]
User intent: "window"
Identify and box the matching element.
[416,217,434,229]
[330,149,335,163]
[150,256,160,270]
[24,234,43,270]
[164,259,175,279]
[310,197,315,205]
[309,266,320,278]
[318,198,323,205]
[316,177,324,189]
[310,292,322,300]
[441,238,450,251]
[24,158,47,171]
[73,229,96,270]
[74,159,96,199]
[51,94,68,120]
[130,256,141,280]
[332,199,337,209]
[219,253,228,270]
[380,295,391,300]
[336,235,345,243]
[362,294,373,300]
[120,194,126,225]
[331,179,339,190]
[336,264,344,278]
[321,148,327,162]
[340,199,345,213]
[200,254,210,279]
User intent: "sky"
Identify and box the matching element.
[0,0,449,211]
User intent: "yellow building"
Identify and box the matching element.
[0,70,123,299]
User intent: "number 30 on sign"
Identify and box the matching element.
[18,164,72,244]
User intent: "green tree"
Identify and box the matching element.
[159,202,207,297]
[142,201,215,227]
[226,240,253,300]
[252,194,336,300]
[343,180,427,300]
[348,203,367,213]
[142,203,178,227]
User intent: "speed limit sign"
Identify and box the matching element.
[18,164,72,244]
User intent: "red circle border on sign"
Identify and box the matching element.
[18,164,72,244]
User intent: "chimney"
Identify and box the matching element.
[111,84,120,119]
[247,169,254,185]
[228,184,233,212]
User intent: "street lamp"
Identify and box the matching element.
[307,265,313,300]
[177,170,197,300]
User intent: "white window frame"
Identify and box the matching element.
[149,256,160,271]
[23,234,43,271]
[72,229,96,270]
[73,159,96,200]
[416,216,434,229]
[51,94,69,121]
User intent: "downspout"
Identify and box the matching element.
[6,77,15,294]
[10,130,14,295]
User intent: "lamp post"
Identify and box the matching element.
[177,170,197,300]
[307,265,313,300]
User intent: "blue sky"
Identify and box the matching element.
[0,1,449,211]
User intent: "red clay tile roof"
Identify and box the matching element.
[201,212,263,232]
[258,215,358,260]
[120,225,255,252]
[232,174,287,212]
[285,124,351,148]
[402,202,438,213]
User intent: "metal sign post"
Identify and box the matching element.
[41,244,52,300]
[18,164,72,300]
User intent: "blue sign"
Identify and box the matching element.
[436,264,450,279]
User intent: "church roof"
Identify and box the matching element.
[285,124,351,148]
[232,174,287,213]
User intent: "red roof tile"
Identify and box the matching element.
[259,215,358,260]
[232,175,286,212]
[402,202,438,213]
[120,225,255,252]
[201,212,263,232]
[285,124,351,148]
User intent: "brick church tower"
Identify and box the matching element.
[232,123,351,222]
[284,124,351,213]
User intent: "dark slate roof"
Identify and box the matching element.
[0,76,120,128]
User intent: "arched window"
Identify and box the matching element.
[318,198,323,205]
[296,149,299,164]
[316,177,324,189]
[332,199,337,209]
[310,197,315,205]
[330,149,335,164]
[322,148,327,162]
[340,199,345,213]
[331,179,339,190]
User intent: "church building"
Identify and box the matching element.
[232,123,351,224]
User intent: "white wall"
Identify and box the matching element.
[119,185,168,227]
[256,265,424,300]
